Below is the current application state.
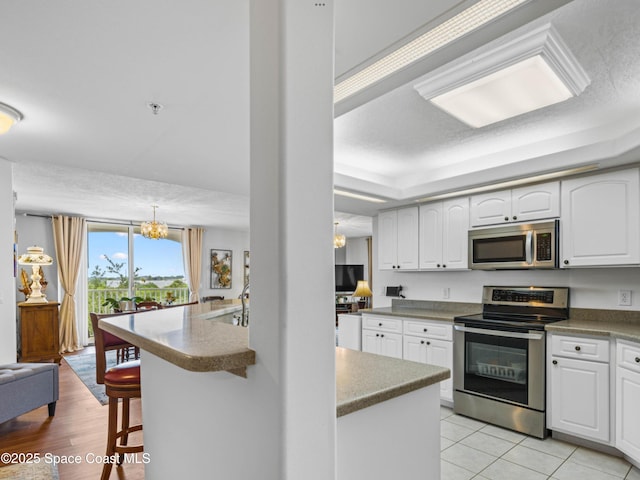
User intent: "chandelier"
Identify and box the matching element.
[334,222,346,249]
[141,205,168,240]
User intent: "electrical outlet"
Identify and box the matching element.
[443,287,450,299]
[619,289,632,306]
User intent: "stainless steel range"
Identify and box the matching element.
[453,286,569,439]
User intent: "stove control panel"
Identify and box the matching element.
[482,286,569,309]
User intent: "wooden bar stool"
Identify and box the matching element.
[102,360,143,480]
[90,312,143,480]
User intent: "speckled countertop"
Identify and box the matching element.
[360,299,481,322]
[336,347,449,417]
[546,308,640,342]
[99,302,255,376]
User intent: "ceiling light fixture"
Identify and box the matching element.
[334,0,527,104]
[334,222,346,249]
[414,23,590,128]
[0,102,23,134]
[334,189,387,204]
[141,205,168,240]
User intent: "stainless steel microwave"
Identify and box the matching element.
[469,220,559,270]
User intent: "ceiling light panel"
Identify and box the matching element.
[334,0,528,104]
[414,23,590,127]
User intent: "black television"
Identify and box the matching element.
[335,264,364,294]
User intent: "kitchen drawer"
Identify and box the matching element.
[617,339,640,373]
[404,320,452,341]
[361,315,403,333]
[550,334,610,362]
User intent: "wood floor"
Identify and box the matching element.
[0,348,144,479]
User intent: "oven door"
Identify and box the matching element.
[454,323,545,411]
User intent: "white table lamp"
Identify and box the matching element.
[18,246,53,303]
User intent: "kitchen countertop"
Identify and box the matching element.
[336,347,449,417]
[99,302,256,376]
[360,299,480,322]
[101,303,450,417]
[546,308,640,342]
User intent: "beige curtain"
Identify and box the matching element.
[52,215,86,353]
[182,227,204,303]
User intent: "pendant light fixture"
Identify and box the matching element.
[141,205,169,240]
[334,222,346,249]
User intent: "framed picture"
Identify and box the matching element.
[243,250,250,286]
[210,249,232,289]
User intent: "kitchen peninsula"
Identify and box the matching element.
[100,303,448,480]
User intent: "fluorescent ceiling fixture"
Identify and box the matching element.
[334,189,387,203]
[413,164,599,203]
[334,0,527,104]
[414,23,590,127]
[0,102,23,134]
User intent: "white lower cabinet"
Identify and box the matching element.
[403,319,453,403]
[616,340,640,464]
[404,335,453,402]
[361,315,403,359]
[361,315,453,403]
[548,333,610,444]
[362,329,403,359]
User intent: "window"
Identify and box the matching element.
[87,223,186,329]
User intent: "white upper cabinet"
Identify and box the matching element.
[419,198,469,270]
[378,207,419,270]
[470,182,560,227]
[561,168,640,267]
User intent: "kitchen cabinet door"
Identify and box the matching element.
[396,207,419,270]
[419,198,469,270]
[549,355,610,443]
[378,210,399,270]
[511,182,560,223]
[441,198,469,270]
[470,190,511,226]
[403,335,453,402]
[561,168,640,267]
[362,329,402,359]
[616,341,640,463]
[418,202,443,269]
[378,207,419,270]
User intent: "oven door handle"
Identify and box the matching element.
[454,325,544,340]
[525,230,533,265]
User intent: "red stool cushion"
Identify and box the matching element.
[104,360,141,385]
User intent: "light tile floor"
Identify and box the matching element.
[440,407,640,480]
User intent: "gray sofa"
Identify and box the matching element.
[0,363,59,424]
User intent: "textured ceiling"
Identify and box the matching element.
[4,0,640,237]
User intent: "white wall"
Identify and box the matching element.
[14,214,58,303]
[345,237,369,283]
[371,216,640,310]
[200,227,249,300]
[0,159,17,363]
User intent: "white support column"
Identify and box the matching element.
[250,0,336,478]
[0,159,17,363]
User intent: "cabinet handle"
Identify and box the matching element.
[564,260,569,265]
[512,216,518,221]
[420,340,425,345]
[392,265,396,269]
[376,333,379,337]
[426,341,431,346]
[575,345,581,352]
[635,357,640,363]
[442,264,446,268]
[378,322,383,327]
[423,328,428,332]
[504,217,509,221]
[552,360,558,365]
[436,264,441,268]
[380,334,384,338]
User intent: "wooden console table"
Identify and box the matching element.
[18,302,61,363]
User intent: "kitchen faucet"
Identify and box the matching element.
[239,282,249,327]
